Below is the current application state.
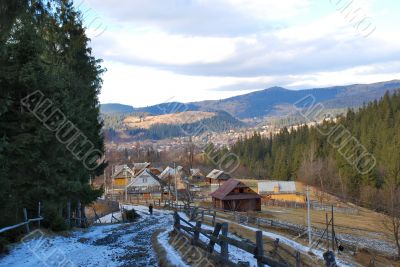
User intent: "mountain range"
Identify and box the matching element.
[101,80,400,119]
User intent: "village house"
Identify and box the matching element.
[159,165,186,190]
[189,168,205,182]
[206,169,231,185]
[257,181,305,203]
[127,168,164,199]
[111,164,135,188]
[206,169,231,192]
[211,178,261,211]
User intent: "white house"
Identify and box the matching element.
[127,169,163,196]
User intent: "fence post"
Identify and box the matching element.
[271,238,279,257]
[173,211,180,231]
[38,202,41,228]
[208,223,222,253]
[256,231,264,267]
[193,221,202,245]
[77,201,81,227]
[220,222,229,261]
[212,210,216,226]
[201,210,204,221]
[67,201,71,227]
[23,208,30,233]
[295,251,301,267]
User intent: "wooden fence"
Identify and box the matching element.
[173,210,303,267]
[0,202,43,234]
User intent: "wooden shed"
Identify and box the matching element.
[211,179,261,211]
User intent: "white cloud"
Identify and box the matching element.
[81,0,400,106]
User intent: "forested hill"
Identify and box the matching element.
[0,1,105,230]
[101,103,135,114]
[103,110,244,141]
[228,91,400,208]
[105,80,400,118]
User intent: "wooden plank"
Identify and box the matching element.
[220,235,256,254]
[256,231,264,267]
[208,223,222,253]
[193,221,202,244]
[220,222,229,261]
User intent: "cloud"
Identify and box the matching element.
[90,23,400,78]
[80,0,400,106]
[82,0,309,36]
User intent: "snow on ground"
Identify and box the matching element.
[0,205,182,267]
[157,229,190,267]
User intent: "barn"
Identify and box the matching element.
[211,179,261,211]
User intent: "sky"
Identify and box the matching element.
[77,0,400,107]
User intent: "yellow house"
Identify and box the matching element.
[257,181,305,203]
[112,165,134,187]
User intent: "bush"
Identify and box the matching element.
[49,214,68,231]
[124,209,140,222]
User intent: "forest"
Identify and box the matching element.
[103,110,244,141]
[228,92,400,211]
[0,0,105,234]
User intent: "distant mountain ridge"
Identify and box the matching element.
[101,80,400,119]
[100,103,134,114]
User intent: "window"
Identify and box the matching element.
[239,188,244,193]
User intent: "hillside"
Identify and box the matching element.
[113,80,400,119]
[226,90,400,213]
[123,111,215,129]
[104,110,244,141]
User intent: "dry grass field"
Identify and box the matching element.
[123,111,215,129]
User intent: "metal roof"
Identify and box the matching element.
[258,181,299,193]
[206,169,230,180]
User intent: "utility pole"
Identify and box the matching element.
[307,186,312,247]
[174,162,178,203]
[331,205,335,252]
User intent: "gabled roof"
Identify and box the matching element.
[190,168,204,177]
[133,162,151,175]
[211,178,260,200]
[159,166,183,180]
[206,169,230,180]
[112,164,134,178]
[127,169,164,187]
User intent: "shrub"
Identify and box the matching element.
[124,209,140,222]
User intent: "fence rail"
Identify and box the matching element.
[173,210,302,267]
[0,203,43,234]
